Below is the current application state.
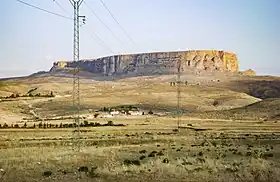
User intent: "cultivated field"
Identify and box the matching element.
[0,73,280,181]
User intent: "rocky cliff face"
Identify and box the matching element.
[50,50,239,76]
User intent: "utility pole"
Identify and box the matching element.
[176,57,182,131]
[69,0,85,152]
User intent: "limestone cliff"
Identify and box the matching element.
[50,50,239,76]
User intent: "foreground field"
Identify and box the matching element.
[1,116,280,182]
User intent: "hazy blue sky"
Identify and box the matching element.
[1,0,279,78]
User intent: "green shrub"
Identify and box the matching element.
[84,120,89,126]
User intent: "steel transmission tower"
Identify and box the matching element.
[176,58,182,131]
[69,0,85,151]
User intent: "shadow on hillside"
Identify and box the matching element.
[190,98,280,121]
[20,71,174,81]
[224,80,280,99]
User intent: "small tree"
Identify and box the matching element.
[38,122,42,128]
[23,122,27,128]
[84,120,89,127]
[148,109,153,115]
[33,123,36,128]
[50,91,54,97]
[59,123,63,128]
[107,120,114,126]
[3,123,8,128]
[43,123,46,129]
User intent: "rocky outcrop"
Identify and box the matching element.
[50,50,239,76]
[240,69,256,76]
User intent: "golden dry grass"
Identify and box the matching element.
[0,74,280,181]
[1,117,280,182]
[0,75,262,124]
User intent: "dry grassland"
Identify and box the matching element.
[0,74,280,181]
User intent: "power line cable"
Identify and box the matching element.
[84,1,123,44]
[85,28,114,54]
[16,0,114,57]
[51,0,114,54]
[98,0,136,46]
[53,0,71,17]
[16,0,114,55]
[15,0,73,20]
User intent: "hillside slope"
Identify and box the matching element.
[0,74,263,124]
[191,98,280,121]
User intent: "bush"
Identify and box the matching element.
[148,110,153,115]
[84,120,89,126]
[103,107,109,112]
[10,94,16,98]
[124,159,141,166]
[213,100,219,106]
[3,123,8,128]
[94,113,99,118]
[107,120,114,126]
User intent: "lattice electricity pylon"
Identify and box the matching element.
[69,0,85,152]
[176,57,182,131]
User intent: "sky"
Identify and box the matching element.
[0,0,280,78]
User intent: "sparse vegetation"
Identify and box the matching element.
[0,73,280,181]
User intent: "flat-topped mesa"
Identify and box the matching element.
[51,50,239,76]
